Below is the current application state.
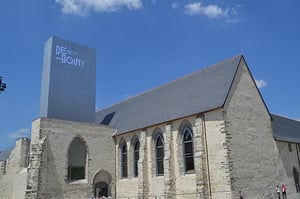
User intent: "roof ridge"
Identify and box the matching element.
[206,54,243,71]
[97,54,243,112]
[272,113,300,123]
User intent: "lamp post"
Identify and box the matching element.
[0,76,7,93]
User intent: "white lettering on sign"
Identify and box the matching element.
[55,45,84,67]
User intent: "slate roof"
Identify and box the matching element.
[96,55,243,135]
[272,114,300,143]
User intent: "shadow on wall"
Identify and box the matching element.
[276,141,300,194]
[40,137,64,198]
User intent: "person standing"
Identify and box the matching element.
[282,184,287,199]
[239,191,244,199]
[276,185,281,199]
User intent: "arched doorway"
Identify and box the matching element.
[93,170,112,198]
[95,181,108,198]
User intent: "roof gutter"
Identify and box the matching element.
[113,107,224,137]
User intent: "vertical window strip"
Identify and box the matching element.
[183,126,195,172]
[155,134,164,175]
[133,140,140,177]
[288,143,292,152]
[121,142,128,178]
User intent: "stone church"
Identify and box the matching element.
[1,36,300,199]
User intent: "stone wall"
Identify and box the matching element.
[204,110,233,199]
[113,59,300,199]
[0,160,6,179]
[276,141,300,191]
[12,168,28,199]
[25,117,116,199]
[115,116,203,199]
[0,138,30,199]
[224,60,295,198]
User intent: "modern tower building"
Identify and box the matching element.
[40,36,96,122]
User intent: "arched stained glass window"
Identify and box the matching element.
[182,126,194,172]
[133,139,140,177]
[121,142,128,178]
[155,134,164,175]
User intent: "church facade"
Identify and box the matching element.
[1,37,300,199]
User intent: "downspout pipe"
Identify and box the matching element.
[202,115,212,198]
[113,128,118,199]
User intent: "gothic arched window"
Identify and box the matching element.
[68,137,87,181]
[121,141,128,178]
[155,134,164,175]
[133,139,140,177]
[182,126,194,172]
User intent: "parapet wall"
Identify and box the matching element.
[25,117,116,199]
[0,137,30,199]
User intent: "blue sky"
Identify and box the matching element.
[0,0,299,151]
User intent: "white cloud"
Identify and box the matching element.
[183,1,240,23]
[255,79,267,89]
[171,2,179,9]
[8,128,30,139]
[55,0,143,16]
[184,2,228,18]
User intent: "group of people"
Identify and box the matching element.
[276,184,287,199]
[238,184,287,199]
